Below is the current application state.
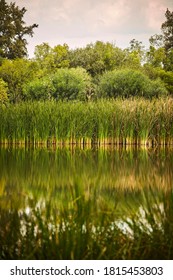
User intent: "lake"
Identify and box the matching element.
[0,146,173,259]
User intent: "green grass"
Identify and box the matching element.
[0,97,173,146]
[0,182,173,260]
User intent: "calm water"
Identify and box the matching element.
[0,146,172,215]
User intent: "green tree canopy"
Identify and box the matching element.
[0,0,38,59]
[0,58,38,103]
[0,77,8,104]
[147,9,173,71]
[68,41,126,76]
[161,9,173,52]
[34,43,69,72]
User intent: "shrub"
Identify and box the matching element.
[23,68,93,102]
[149,78,168,97]
[51,67,93,101]
[98,69,167,98]
[157,70,173,94]
[23,77,55,101]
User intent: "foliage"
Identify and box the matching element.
[149,34,164,48]
[163,49,173,71]
[122,50,142,70]
[23,77,55,101]
[143,65,173,95]
[68,41,126,76]
[0,78,8,104]
[34,43,70,72]
[123,39,145,69]
[34,42,52,63]
[98,69,167,99]
[0,6,172,102]
[161,9,173,52]
[0,58,38,103]
[51,67,93,101]
[157,69,173,94]
[146,9,173,72]
[23,67,93,102]
[0,0,38,59]
[146,46,166,68]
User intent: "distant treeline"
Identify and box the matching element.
[1,6,173,104]
[0,39,173,104]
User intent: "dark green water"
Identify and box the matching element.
[0,147,172,213]
[0,146,173,259]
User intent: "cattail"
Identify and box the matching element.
[0,97,172,146]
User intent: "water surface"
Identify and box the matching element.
[0,146,172,213]
[1,146,173,259]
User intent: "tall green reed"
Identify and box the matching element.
[0,97,173,146]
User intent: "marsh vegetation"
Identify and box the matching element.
[0,98,173,146]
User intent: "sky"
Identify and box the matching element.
[6,0,173,57]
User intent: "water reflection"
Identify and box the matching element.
[0,146,172,212]
[0,146,173,259]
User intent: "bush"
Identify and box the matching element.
[98,69,167,98]
[149,78,168,97]
[23,68,93,102]
[23,77,55,101]
[51,67,93,101]
[157,70,173,94]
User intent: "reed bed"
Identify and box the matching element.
[0,97,173,146]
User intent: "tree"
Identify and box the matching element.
[34,43,69,72]
[146,46,166,68]
[0,0,38,59]
[0,78,8,104]
[147,10,173,71]
[149,34,164,48]
[0,58,38,103]
[161,9,173,52]
[69,41,126,76]
[123,39,145,68]
[161,9,173,70]
[34,43,52,63]
[145,35,165,68]
[52,44,69,69]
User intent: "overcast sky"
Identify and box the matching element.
[7,0,173,57]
